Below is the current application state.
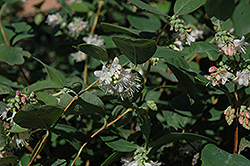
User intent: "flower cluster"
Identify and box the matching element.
[238,106,250,130]
[45,12,64,28]
[122,147,161,166]
[169,14,196,51]
[67,17,89,37]
[0,91,37,123]
[71,51,87,62]
[204,66,233,86]
[233,71,250,86]
[191,152,200,166]
[11,130,31,149]
[224,106,236,126]
[94,57,142,100]
[214,28,249,56]
[83,34,105,48]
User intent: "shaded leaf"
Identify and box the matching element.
[128,0,167,16]
[36,92,58,105]
[109,105,132,127]
[25,79,61,93]
[101,136,137,152]
[127,12,161,32]
[189,41,220,61]
[34,58,66,86]
[0,85,13,95]
[101,22,141,36]
[69,1,91,13]
[0,123,7,150]
[205,0,235,21]
[60,92,105,117]
[201,144,250,165]
[0,155,19,164]
[0,45,31,66]
[0,75,23,89]
[112,37,157,64]
[149,132,217,149]
[174,0,206,15]
[75,44,108,64]
[101,151,123,166]
[14,105,63,129]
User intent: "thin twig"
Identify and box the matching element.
[90,0,104,35]
[18,65,30,86]
[233,84,239,154]
[70,108,132,166]
[27,79,99,166]
[155,19,170,45]
[0,3,10,46]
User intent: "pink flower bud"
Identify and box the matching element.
[3,98,6,102]
[232,108,235,114]
[21,97,26,103]
[16,91,20,96]
[227,46,234,57]
[239,116,244,124]
[245,118,249,125]
[225,116,228,121]
[240,111,244,116]
[209,66,217,73]
[245,111,250,119]
[231,114,235,119]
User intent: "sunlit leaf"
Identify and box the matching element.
[174,0,206,15]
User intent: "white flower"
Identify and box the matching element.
[11,131,30,149]
[70,0,83,3]
[0,108,8,120]
[71,51,87,62]
[122,158,161,166]
[67,17,88,37]
[83,34,105,48]
[233,71,250,86]
[174,40,184,51]
[190,25,205,40]
[94,57,142,100]
[186,34,195,45]
[205,70,233,86]
[233,36,249,54]
[45,13,62,27]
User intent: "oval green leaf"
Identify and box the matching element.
[174,0,206,15]
[112,37,157,64]
[201,144,250,165]
[14,104,63,129]
[205,0,235,21]
[101,136,137,152]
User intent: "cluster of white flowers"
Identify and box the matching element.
[122,159,161,166]
[122,147,161,166]
[190,24,205,40]
[94,57,142,100]
[204,66,233,86]
[11,131,30,149]
[169,15,196,51]
[215,27,249,57]
[45,12,63,28]
[71,51,87,62]
[83,34,105,48]
[233,71,250,86]
[67,17,88,37]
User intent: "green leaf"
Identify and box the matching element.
[189,42,220,61]
[0,45,31,66]
[127,12,162,32]
[11,22,32,33]
[0,123,7,150]
[3,0,19,4]
[239,136,250,154]
[101,22,141,36]
[53,123,85,150]
[60,92,106,117]
[101,136,138,152]
[101,151,123,166]
[128,0,167,16]
[153,46,187,58]
[14,105,63,129]
[201,144,250,165]
[36,92,58,105]
[174,0,206,15]
[149,132,216,149]
[109,105,132,127]
[0,85,12,95]
[0,21,15,44]
[232,0,250,36]
[25,79,61,93]
[34,58,66,86]
[205,0,235,21]
[167,63,197,98]
[51,159,67,166]
[69,1,91,13]
[112,37,157,64]
[0,75,23,89]
[13,33,35,45]
[75,44,108,64]
[0,155,19,164]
